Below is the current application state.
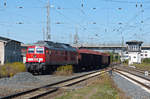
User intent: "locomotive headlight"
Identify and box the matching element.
[28,58,33,61]
[38,58,43,63]
[39,58,43,62]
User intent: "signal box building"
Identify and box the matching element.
[126,40,143,65]
[0,36,22,65]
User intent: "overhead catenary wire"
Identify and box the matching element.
[122,2,147,41]
[53,0,88,29]
[102,0,150,4]
[116,7,145,34]
[54,0,99,29]
[53,8,87,30]
[1,0,150,43]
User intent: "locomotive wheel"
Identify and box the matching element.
[41,65,46,75]
[73,65,79,73]
[37,64,43,75]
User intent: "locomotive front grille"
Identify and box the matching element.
[33,55,37,58]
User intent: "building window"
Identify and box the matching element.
[141,54,143,56]
[145,54,147,56]
[134,56,136,58]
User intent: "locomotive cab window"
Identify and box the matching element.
[28,48,35,53]
[36,48,44,54]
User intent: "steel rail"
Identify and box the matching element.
[114,69,150,90]
[114,68,150,81]
[121,66,150,74]
[1,69,109,99]
[30,70,108,99]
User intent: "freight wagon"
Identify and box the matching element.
[76,49,110,71]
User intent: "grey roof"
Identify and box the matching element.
[0,36,21,43]
[126,40,143,44]
[34,41,77,51]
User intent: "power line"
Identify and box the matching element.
[37,0,46,4]
[103,0,150,4]
[118,8,144,34]
[53,8,87,30]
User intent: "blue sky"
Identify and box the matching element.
[0,0,150,44]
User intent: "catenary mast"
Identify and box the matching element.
[46,0,51,41]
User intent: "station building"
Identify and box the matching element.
[0,36,22,65]
[126,40,143,65]
[141,50,150,59]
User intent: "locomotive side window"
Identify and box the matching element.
[28,48,35,53]
[36,48,44,54]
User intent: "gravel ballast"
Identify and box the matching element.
[112,72,150,99]
[0,72,42,84]
[0,70,100,97]
[0,72,45,98]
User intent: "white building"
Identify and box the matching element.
[141,50,150,59]
[120,51,129,61]
[126,41,143,65]
[121,50,150,62]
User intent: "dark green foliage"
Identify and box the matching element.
[142,58,150,63]
[123,59,128,64]
[109,52,120,63]
[55,65,73,76]
[0,62,26,77]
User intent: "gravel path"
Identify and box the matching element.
[112,72,150,99]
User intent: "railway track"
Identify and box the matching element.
[1,69,109,99]
[115,66,150,79]
[114,68,150,92]
[121,66,150,75]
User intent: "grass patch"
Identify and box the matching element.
[54,65,73,76]
[55,73,130,99]
[0,62,26,77]
[133,63,150,71]
[123,58,150,71]
[142,58,150,64]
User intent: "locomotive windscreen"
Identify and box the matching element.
[28,48,35,53]
[36,47,44,54]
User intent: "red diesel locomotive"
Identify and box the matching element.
[25,41,110,74]
[26,41,78,73]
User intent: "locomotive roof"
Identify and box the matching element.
[34,41,77,51]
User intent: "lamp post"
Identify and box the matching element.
[118,22,124,64]
[121,31,124,64]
